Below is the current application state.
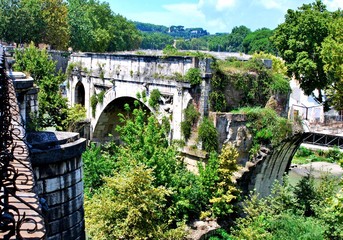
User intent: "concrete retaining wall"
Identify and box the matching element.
[29,131,86,240]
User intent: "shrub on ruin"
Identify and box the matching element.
[198,117,218,152]
[181,104,199,141]
[185,68,202,85]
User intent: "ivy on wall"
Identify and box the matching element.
[181,104,200,141]
[148,89,161,110]
[210,57,290,112]
[90,90,106,117]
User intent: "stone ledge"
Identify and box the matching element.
[30,137,86,165]
[28,131,80,150]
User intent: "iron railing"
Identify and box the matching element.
[0,46,46,239]
[303,132,343,149]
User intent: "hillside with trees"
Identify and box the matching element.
[136,21,276,54]
[0,0,141,52]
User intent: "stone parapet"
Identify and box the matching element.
[28,131,87,240]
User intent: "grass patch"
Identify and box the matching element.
[292,146,343,165]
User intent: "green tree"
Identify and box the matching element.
[181,104,200,141]
[14,43,68,129]
[175,38,192,50]
[140,32,174,50]
[243,28,275,54]
[198,117,218,152]
[321,15,343,110]
[202,34,229,52]
[209,143,240,217]
[41,0,70,50]
[227,25,251,52]
[82,143,117,195]
[67,0,141,52]
[0,0,69,49]
[0,0,44,44]
[272,0,337,103]
[85,165,186,239]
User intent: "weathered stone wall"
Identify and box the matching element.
[210,112,304,197]
[210,112,252,165]
[11,71,39,128]
[29,131,86,240]
[66,53,211,141]
[49,50,70,73]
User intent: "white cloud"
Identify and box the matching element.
[253,0,291,11]
[324,0,343,10]
[198,0,237,12]
[163,3,202,17]
[216,0,236,11]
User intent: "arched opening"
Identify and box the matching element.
[93,97,151,142]
[75,81,85,106]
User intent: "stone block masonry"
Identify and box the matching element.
[28,131,87,240]
[67,52,212,142]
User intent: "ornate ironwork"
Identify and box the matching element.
[0,47,46,239]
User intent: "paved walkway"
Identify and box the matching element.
[0,79,46,239]
[290,161,343,179]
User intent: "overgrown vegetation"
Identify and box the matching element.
[90,90,106,117]
[232,107,292,154]
[14,43,69,130]
[293,146,343,165]
[210,57,290,112]
[90,94,98,118]
[97,90,105,104]
[162,44,213,59]
[198,117,218,152]
[148,89,161,110]
[63,104,86,132]
[215,172,342,240]
[181,104,200,141]
[185,68,202,85]
[83,105,241,238]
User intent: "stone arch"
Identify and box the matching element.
[236,133,305,197]
[75,81,85,106]
[92,96,151,142]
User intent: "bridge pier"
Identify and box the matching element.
[29,131,87,240]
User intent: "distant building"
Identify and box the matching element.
[288,78,324,123]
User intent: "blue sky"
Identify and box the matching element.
[108,0,342,34]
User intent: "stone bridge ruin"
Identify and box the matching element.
[65,52,329,197]
[66,52,212,142]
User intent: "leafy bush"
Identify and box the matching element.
[90,94,98,117]
[185,68,202,85]
[148,89,161,109]
[209,143,240,218]
[14,43,69,130]
[325,146,343,163]
[64,104,86,131]
[181,104,200,141]
[198,117,218,152]
[163,44,179,55]
[293,146,342,164]
[85,165,187,240]
[209,91,227,112]
[97,90,106,104]
[210,57,290,111]
[82,143,117,195]
[295,146,313,157]
[229,173,342,240]
[234,107,292,148]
